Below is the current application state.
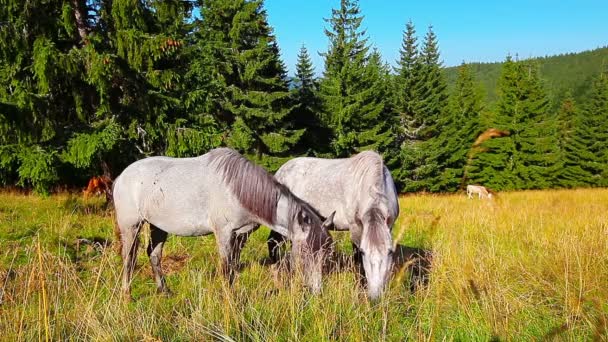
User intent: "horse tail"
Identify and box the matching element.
[111,175,121,255]
[111,211,122,255]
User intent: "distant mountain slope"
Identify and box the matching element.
[443,46,608,105]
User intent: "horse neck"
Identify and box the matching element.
[350,158,384,201]
[272,192,296,235]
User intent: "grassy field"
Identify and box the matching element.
[0,189,607,341]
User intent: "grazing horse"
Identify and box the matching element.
[267,151,399,300]
[466,184,493,199]
[113,148,334,298]
[83,175,113,204]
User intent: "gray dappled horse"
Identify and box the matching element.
[267,151,399,300]
[113,148,334,298]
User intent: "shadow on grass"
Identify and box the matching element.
[258,242,433,294]
[392,244,432,292]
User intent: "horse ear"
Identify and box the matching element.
[322,211,336,229]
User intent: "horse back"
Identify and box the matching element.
[113,156,237,236]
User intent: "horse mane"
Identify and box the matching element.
[350,150,385,198]
[208,148,289,225]
[350,151,393,251]
[362,208,391,252]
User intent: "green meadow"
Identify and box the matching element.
[0,189,607,341]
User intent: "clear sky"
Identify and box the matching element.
[263,0,608,76]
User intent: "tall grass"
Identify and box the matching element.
[0,189,606,340]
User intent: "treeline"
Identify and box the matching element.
[0,0,607,194]
[444,46,608,105]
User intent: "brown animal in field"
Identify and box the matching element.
[83,175,113,204]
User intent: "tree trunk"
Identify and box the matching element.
[72,0,89,44]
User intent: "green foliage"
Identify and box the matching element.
[444,46,608,105]
[16,145,58,194]
[319,0,395,159]
[395,24,448,192]
[580,68,608,186]
[436,63,483,191]
[0,0,606,193]
[165,118,223,158]
[197,0,298,171]
[291,45,328,155]
[61,120,122,168]
[555,94,593,187]
[468,58,559,190]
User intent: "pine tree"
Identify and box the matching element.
[468,57,558,190]
[393,20,423,139]
[395,24,447,192]
[582,68,608,185]
[0,0,91,192]
[62,0,198,175]
[516,61,559,189]
[555,94,593,187]
[0,0,204,192]
[196,0,299,171]
[319,0,393,158]
[436,63,483,191]
[291,45,327,155]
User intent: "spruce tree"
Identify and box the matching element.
[318,0,393,158]
[62,0,197,175]
[468,57,558,190]
[0,0,204,192]
[291,45,327,155]
[582,68,608,185]
[555,94,593,187]
[0,0,92,192]
[436,63,483,191]
[393,20,423,139]
[516,61,559,189]
[395,24,447,192]
[196,0,299,171]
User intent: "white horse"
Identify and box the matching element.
[267,151,399,300]
[113,148,334,298]
[466,184,493,199]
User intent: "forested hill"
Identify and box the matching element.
[444,46,608,104]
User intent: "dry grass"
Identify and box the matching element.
[0,189,607,340]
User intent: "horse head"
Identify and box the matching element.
[359,206,394,301]
[280,197,334,294]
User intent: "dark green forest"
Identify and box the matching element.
[1,0,607,194]
[444,46,608,105]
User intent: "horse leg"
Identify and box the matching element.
[230,231,251,272]
[147,224,170,294]
[267,230,287,264]
[216,229,237,285]
[120,222,142,299]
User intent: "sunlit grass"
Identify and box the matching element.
[0,189,607,340]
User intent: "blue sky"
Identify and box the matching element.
[263,0,608,76]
